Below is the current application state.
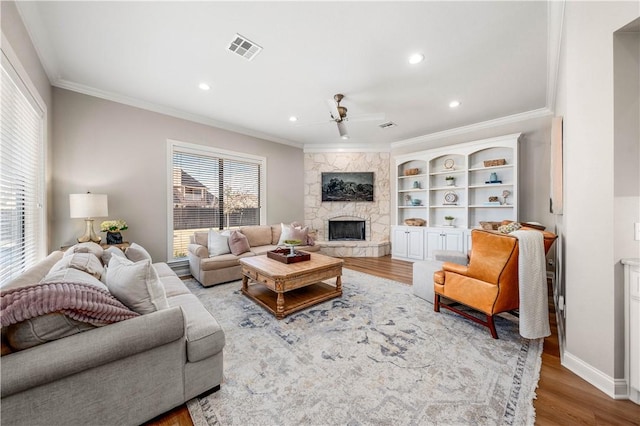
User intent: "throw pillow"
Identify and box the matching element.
[49,252,105,280]
[101,246,126,266]
[228,230,251,255]
[498,222,522,234]
[124,242,152,262]
[106,256,169,314]
[208,229,231,256]
[277,222,309,246]
[64,242,104,259]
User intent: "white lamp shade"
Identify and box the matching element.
[337,121,349,139]
[69,193,108,218]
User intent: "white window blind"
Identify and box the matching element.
[0,52,45,285]
[170,142,264,260]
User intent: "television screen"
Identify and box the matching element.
[321,172,374,202]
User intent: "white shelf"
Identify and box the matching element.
[429,169,466,176]
[468,183,513,189]
[398,188,426,193]
[469,204,514,208]
[430,185,466,191]
[399,205,426,209]
[468,164,513,172]
[398,173,427,179]
[430,205,465,209]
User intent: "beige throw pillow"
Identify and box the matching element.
[106,256,168,314]
[125,242,152,262]
[277,223,309,246]
[49,252,105,280]
[101,246,126,266]
[64,242,104,259]
[228,230,251,255]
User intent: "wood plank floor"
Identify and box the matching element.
[147,255,640,426]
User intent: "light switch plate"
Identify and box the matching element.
[635,223,640,241]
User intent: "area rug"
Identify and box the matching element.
[184,269,543,426]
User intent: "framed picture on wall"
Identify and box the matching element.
[321,172,374,202]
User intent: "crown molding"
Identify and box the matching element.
[52,78,304,149]
[303,144,391,153]
[390,108,553,149]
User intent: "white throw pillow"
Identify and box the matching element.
[277,223,309,246]
[124,242,152,262]
[101,246,126,266]
[208,229,231,256]
[49,252,105,280]
[106,256,169,314]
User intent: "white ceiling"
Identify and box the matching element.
[16,1,551,151]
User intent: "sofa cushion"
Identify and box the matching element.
[49,253,105,280]
[250,244,280,256]
[167,294,226,362]
[153,263,191,298]
[271,224,282,245]
[239,225,272,247]
[228,230,251,255]
[6,313,96,351]
[208,230,231,256]
[193,231,209,247]
[125,242,152,262]
[106,256,169,314]
[199,252,255,271]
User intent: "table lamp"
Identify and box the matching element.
[69,192,108,243]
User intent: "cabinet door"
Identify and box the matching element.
[391,227,409,258]
[425,230,442,260]
[407,228,424,260]
[442,230,464,252]
[630,267,640,393]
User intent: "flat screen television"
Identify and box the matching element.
[321,172,374,202]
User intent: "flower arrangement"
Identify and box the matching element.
[100,219,128,232]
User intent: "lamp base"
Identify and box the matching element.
[77,218,102,243]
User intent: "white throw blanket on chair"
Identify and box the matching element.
[510,230,550,339]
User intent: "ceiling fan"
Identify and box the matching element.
[297,94,385,140]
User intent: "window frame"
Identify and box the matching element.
[166,139,267,261]
[0,38,47,286]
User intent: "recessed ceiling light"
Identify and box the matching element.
[199,83,210,91]
[289,116,298,122]
[449,100,461,108]
[408,53,424,65]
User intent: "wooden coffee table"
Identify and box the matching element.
[239,252,343,319]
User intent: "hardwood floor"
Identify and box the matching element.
[148,255,640,426]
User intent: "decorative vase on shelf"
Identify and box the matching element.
[106,231,123,245]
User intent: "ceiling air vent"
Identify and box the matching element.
[227,34,262,61]
[378,121,397,129]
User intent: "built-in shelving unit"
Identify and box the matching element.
[391,133,520,260]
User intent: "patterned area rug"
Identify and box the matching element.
[185,269,542,426]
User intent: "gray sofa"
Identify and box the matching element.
[1,247,225,426]
[188,224,320,287]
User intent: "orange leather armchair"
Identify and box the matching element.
[433,228,556,338]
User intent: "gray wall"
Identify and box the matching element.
[554,1,639,392]
[52,89,304,261]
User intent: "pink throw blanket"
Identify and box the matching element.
[1,282,139,327]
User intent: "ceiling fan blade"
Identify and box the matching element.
[346,113,386,123]
[326,98,341,122]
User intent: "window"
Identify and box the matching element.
[168,140,266,260]
[0,49,46,285]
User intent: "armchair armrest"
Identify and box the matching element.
[188,243,209,259]
[442,262,469,275]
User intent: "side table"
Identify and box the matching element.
[60,242,130,251]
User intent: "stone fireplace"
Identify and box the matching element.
[304,152,391,257]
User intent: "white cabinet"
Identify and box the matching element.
[392,226,424,260]
[623,258,640,405]
[425,228,464,260]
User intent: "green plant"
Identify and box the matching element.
[444,215,455,220]
[445,176,455,180]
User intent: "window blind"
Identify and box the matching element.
[0,53,45,285]
[171,144,263,260]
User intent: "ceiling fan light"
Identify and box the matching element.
[337,121,349,139]
[408,53,424,65]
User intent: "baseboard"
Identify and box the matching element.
[563,351,629,399]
